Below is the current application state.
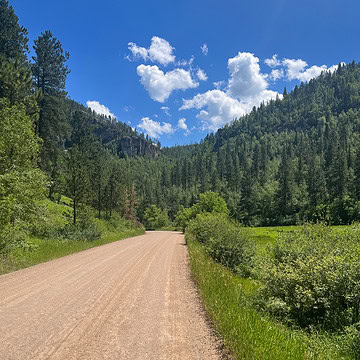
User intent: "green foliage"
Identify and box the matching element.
[341,322,360,359]
[175,191,229,231]
[59,222,101,242]
[0,58,33,105]
[32,30,69,95]
[0,99,41,171]
[0,100,48,253]
[143,204,169,230]
[0,225,28,256]
[193,191,229,215]
[258,223,360,331]
[0,169,48,227]
[0,0,29,62]
[186,212,229,244]
[29,199,71,237]
[175,206,193,232]
[187,239,345,360]
[187,213,254,277]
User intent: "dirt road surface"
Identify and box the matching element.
[0,231,221,360]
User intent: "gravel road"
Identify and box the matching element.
[0,231,221,359]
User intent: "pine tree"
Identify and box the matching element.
[31,31,71,183]
[65,111,96,224]
[276,145,295,219]
[31,30,70,95]
[0,0,28,62]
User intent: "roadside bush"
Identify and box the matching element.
[175,191,229,232]
[59,221,101,242]
[28,200,72,237]
[186,212,229,244]
[258,223,360,331]
[0,225,37,256]
[187,213,254,277]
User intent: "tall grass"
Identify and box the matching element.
[187,238,347,360]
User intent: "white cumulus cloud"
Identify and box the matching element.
[87,100,116,118]
[177,118,190,135]
[227,52,269,98]
[137,64,198,102]
[197,68,208,81]
[201,43,208,56]
[128,36,175,66]
[266,56,341,83]
[264,54,281,68]
[270,68,284,81]
[180,52,281,131]
[180,90,247,131]
[282,58,309,81]
[137,117,174,138]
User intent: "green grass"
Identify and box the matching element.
[0,198,145,275]
[187,236,348,360]
[245,225,353,256]
[245,226,298,255]
[0,227,144,275]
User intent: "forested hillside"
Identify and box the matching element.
[130,62,360,226]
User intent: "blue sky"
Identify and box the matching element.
[11,0,360,147]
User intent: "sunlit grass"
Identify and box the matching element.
[0,227,144,275]
[245,226,297,255]
[246,225,352,255]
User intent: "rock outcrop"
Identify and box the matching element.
[118,136,159,158]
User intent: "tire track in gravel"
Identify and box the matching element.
[0,231,221,360]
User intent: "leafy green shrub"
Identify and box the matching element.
[28,199,72,237]
[341,322,360,359]
[175,191,229,232]
[144,204,170,230]
[187,213,254,277]
[339,322,360,360]
[0,225,35,256]
[175,206,193,232]
[59,222,101,242]
[207,227,254,277]
[258,223,360,331]
[186,212,229,244]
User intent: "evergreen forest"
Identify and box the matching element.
[131,60,360,226]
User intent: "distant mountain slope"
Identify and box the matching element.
[210,61,360,148]
[129,61,360,226]
[64,98,159,158]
